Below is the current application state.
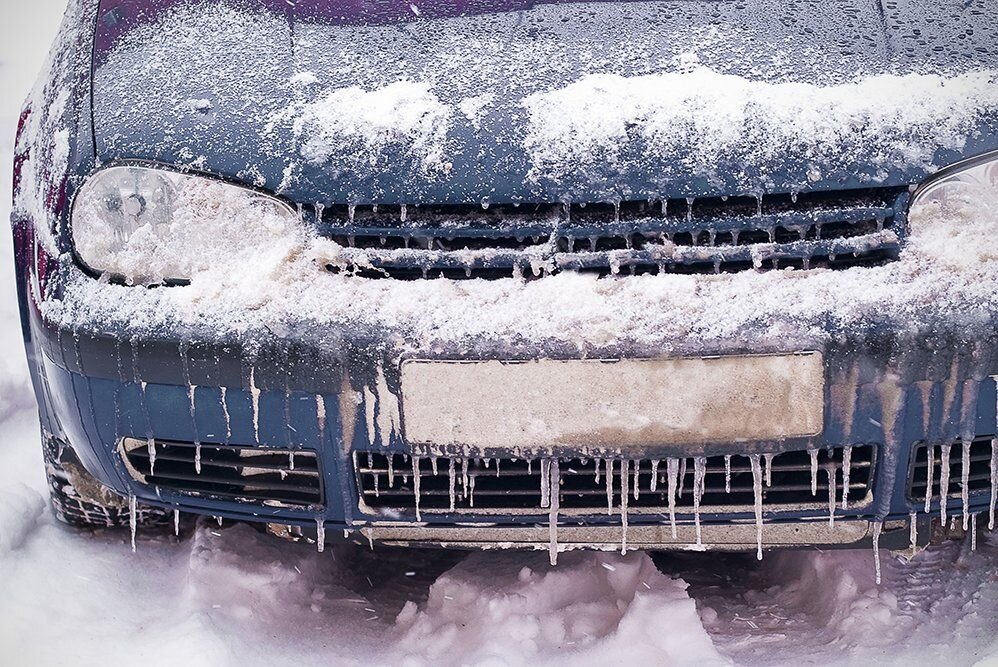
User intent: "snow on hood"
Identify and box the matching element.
[91,0,998,204]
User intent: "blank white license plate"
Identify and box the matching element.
[400,354,823,449]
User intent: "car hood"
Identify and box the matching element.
[91,0,998,205]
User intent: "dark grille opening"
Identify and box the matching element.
[121,438,323,508]
[355,446,875,515]
[908,437,996,502]
[316,187,908,280]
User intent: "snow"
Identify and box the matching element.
[4,3,998,667]
[523,67,998,189]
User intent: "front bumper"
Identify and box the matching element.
[23,280,998,550]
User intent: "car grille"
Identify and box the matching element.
[908,437,996,502]
[317,187,908,280]
[354,446,875,515]
[120,438,323,508]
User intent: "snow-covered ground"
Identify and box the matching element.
[2,4,998,666]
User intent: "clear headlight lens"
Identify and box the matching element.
[72,165,299,285]
[911,152,998,212]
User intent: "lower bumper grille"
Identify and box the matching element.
[121,438,323,508]
[355,446,875,515]
[908,437,996,503]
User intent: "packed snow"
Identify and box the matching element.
[4,3,998,667]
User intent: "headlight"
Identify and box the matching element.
[911,151,998,212]
[72,165,299,285]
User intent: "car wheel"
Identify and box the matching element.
[42,430,171,530]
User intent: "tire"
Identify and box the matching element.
[43,431,171,530]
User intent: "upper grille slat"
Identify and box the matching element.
[318,188,908,280]
[355,446,876,515]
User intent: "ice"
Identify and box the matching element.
[841,445,852,509]
[594,458,601,485]
[990,438,997,530]
[924,444,935,514]
[809,448,819,496]
[666,458,679,538]
[412,456,422,522]
[619,460,629,555]
[461,458,470,501]
[146,437,157,476]
[128,493,137,553]
[749,454,763,560]
[316,517,325,553]
[540,458,550,508]
[220,387,232,442]
[872,521,883,585]
[195,442,202,475]
[315,394,326,440]
[650,459,659,492]
[692,456,706,546]
[939,443,952,522]
[971,513,978,551]
[387,454,396,488]
[605,459,614,516]
[632,460,640,500]
[249,367,261,443]
[961,441,971,530]
[763,453,774,487]
[724,455,731,494]
[548,459,560,566]
[448,458,456,511]
[826,463,836,528]
[678,458,687,498]
[909,512,917,551]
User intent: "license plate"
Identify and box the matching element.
[400,353,824,449]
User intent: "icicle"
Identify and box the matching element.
[495,459,500,477]
[316,518,326,553]
[650,460,660,493]
[678,458,687,497]
[939,443,952,522]
[173,509,180,537]
[315,395,326,442]
[872,521,883,585]
[826,463,836,527]
[620,460,629,555]
[749,454,763,560]
[412,456,422,522]
[632,460,640,500]
[924,444,935,514]
[528,459,533,475]
[540,459,551,508]
[595,458,601,485]
[387,455,395,488]
[990,439,997,530]
[667,458,679,538]
[909,512,917,550]
[195,441,202,475]
[841,445,853,510]
[693,457,706,546]
[961,440,971,530]
[605,459,614,516]
[809,448,819,496]
[147,437,157,476]
[430,456,438,476]
[971,513,978,551]
[763,453,774,487]
[128,494,137,553]
[548,459,560,566]
[249,367,261,443]
[289,451,296,471]
[469,473,477,507]
[220,387,232,442]
[217,516,223,527]
[461,458,470,500]
[724,455,732,494]
[448,458,457,511]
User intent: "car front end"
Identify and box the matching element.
[13,0,998,561]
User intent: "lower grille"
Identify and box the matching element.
[121,438,323,508]
[908,437,996,502]
[355,446,875,515]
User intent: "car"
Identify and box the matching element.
[12,0,998,567]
